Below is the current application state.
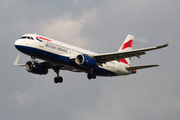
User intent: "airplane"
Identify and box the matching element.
[14,34,172,83]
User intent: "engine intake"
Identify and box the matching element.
[26,61,48,75]
[75,54,98,68]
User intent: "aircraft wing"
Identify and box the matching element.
[93,35,172,63]
[14,55,86,72]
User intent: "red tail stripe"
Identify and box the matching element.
[121,39,133,50]
[119,59,130,66]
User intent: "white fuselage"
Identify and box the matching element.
[15,34,135,77]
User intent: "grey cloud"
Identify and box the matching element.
[1,0,180,120]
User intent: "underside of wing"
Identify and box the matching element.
[40,61,86,72]
[94,50,146,63]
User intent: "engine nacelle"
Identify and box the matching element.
[75,54,98,68]
[26,61,48,75]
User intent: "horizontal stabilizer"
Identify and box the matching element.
[127,65,159,70]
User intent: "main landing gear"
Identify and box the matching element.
[87,72,96,80]
[54,68,63,84]
[30,56,64,84]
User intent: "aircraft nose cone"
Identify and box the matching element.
[14,40,23,51]
[14,40,20,46]
[14,39,31,55]
[14,40,19,49]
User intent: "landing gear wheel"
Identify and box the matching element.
[54,77,59,84]
[87,73,92,80]
[59,77,63,83]
[92,74,96,79]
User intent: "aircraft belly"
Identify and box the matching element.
[93,67,118,76]
[15,45,118,77]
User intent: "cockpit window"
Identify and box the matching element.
[21,36,27,39]
[19,36,34,40]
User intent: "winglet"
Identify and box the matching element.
[14,55,25,66]
[156,34,173,49]
[14,54,20,66]
[165,34,173,46]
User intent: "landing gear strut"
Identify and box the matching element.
[54,68,63,84]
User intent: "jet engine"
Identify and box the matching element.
[75,54,98,68]
[26,61,48,75]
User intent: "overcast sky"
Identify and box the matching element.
[0,0,180,120]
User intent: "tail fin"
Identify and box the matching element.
[118,34,134,51]
[118,34,134,66]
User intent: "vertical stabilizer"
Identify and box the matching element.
[118,34,134,51]
[118,34,134,66]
